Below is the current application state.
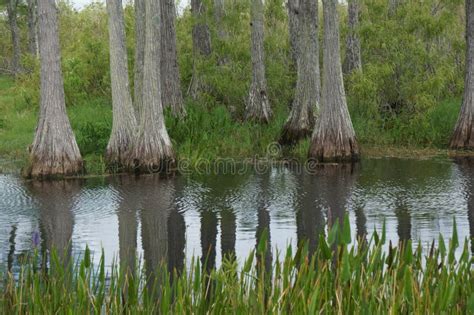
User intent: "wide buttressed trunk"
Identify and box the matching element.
[27,0,83,178]
[129,0,175,173]
[133,0,146,119]
[343,0,362,74]
[27,0,38,56]
[189,0,212,99]
[245,0,272,123]
[450,0,474,150]
[7,0,21,75]
[280,0,320,145]
[160,0,185,117]
[308,0,359,162]
[105,0,137,168]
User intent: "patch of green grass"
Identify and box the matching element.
[0,74,464,176]
[2,216,473,313]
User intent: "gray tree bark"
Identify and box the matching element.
[27,0,83,178]
[189,0,212,99]
[7,0,21,74]
[309,0,359,162]
[214,0,227,41]
[105,0,137,168]
[280,0,320,145]
[288,0,299,68]
[343,0,362,74]
[245,0,272,123]
[450,0,474,150]
[160,0,185,116]
[388,0,402,16]
[133,0,146,119]
[129,0,175,173]
[27,0,39,57]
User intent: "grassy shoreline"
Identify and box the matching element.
[1,75,471,177]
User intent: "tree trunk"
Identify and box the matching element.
[133,0,146,119]
[105,0,137,168]
[343,0,362,74]
[160,0,185,116]
[280,0,320,145]
[214,0,227,41]
[189,0,212,99]
[388,0,402,16]
[245,0,272,123]
[450,0,474,150]
[308,0,359,162]
[288,0,299,68]
[27,0,39,57]
[27,0,83,178]
[7,0,21,75]
[129,0,175,173]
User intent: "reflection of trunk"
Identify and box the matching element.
[296,174,325,255]
[256,172,272,299]
[220,207,236,260]
[394,200,411,242]
[200,210,218,273]
[140,176,174,295]
[7,0,21,75]
[167,208,185,276]
[7,225,17,272]
[322,164,358,227]
[354,203,367,244]
[109,176,140,275]
[455,158,474,254]
[29,180,81,265]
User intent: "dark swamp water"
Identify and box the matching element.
[0,157,473,274]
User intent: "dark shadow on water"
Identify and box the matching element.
[27,180,82,268]
[453,157,474,255]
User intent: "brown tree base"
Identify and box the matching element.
[279,124,313,146]
[24,157,84,179]
[245,91,272,124]
[308,136,360,163]
[128,151,176,175]
[449,122,474,150]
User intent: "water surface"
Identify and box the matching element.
[0,157,473,274]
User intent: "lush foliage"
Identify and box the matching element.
[0,0,468,174]
[2,218,474,314]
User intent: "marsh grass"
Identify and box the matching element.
[1,217,474,314]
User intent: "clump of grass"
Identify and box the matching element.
[2,216,473,314]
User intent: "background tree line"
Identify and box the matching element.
[0,0,471,178]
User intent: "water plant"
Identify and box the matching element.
[1,216,473,314]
